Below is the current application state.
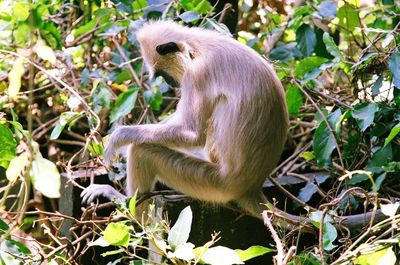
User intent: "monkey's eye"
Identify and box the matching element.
[156,42,180,55]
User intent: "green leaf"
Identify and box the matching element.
[371,76,383,96]
[337,3,360,31]
[168,206,192,249]
[128,190,138,216]
[0,123,17,167]
[172,242,196,261]
[300,151,315,161]
[322,222,337,251]
[13,2,30,21]
[201,246,243,265]
[310,211,337,251]
[323,32,341,60]
[132,0,148,19]
[351,103,379,132]
[285,84,303,117]
[355,247,396,265]
[236,246,274,262]
[366,144,392,174]
[6,152,27,182]
[30,157,61,198]
[143,88,163,111]
[193,0,212,14]
[388,50,400,88]
[50,112,82,140]
[179,11,200,23]
[313,109,342,166]
[0,219,10,235]
[7,58,25,98]
[296,24,316,57]
[317,1,337,18]
[110,88,138,123]
[103,222,130,247]
[294,57,328,78]
[384,122,400,146]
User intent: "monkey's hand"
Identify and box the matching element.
[103,131,119,167]
[81,184,127,204]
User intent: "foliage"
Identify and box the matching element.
[0,0,399,264]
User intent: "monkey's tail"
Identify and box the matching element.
[237,192,313,230]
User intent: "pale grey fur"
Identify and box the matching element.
[81,21,289,218]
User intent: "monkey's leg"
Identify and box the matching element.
[131,144,238,204]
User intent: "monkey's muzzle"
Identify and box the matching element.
[154,69,180,88]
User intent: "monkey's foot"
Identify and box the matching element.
[81,184,127,204]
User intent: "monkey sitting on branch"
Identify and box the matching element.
[81,20,289,220]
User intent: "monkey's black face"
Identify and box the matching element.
[155,69,180,88]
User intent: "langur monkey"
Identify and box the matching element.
[81,20,289,218]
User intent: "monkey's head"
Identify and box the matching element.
[136,21,194,88]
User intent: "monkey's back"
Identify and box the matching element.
[138,21,289,195]
[188,28,289,191]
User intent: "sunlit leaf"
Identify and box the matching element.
[7,58,25,98]
[50,112,82,140]
[236,246,274,262]
[168,206,192,249]
[13,2,30,21]
[34,40,56,65]
[355,246,396,265]
[87,236,110,247]
[337,3,360,31]
[30,157,61,198]
[179,11,200,23]
[201,246,243,265]
[128,190,138,216]
[384,122,400,146]
[381,202,399,218]
[171,242,196,261]
[103,222,130,247]
[6,152,27,182]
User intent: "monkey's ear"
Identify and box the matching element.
[156,42,180,55]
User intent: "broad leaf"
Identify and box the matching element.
[285,84,303,117]
[50,112,82,140]
[384,122,400,146]
[201,246,243,265]
[110,88,138,123]
[294,57,328,78]
[179,11,200,23]
[7,58,25,98]
[323,32,341,60]
[388,50,400,88]
[351,103,378,132]
[168,206,192,249]
[298,182,318,203]
[317,1,337,18]
[313,109,342,166]
[0,123,17,168]
[337,3,360,31]
[366,144,392,174]
[355,247,396,265]
[296,24,316,57]
[236,246,274,262]
[30,157,61,198]
[6,152,27,182]
[103,222,130,247]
